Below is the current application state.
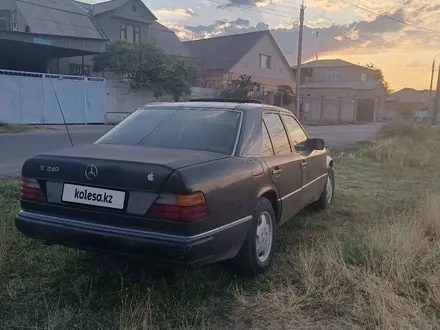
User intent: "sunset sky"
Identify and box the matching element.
[85,0,440,92]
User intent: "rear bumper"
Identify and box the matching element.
[15,210,251,265]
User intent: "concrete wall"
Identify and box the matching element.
[105,83,221,124]
[0,69,105,124]
[230,34,296,91]
[190,87,220,99]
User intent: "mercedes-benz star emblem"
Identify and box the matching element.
[85,164,98,180]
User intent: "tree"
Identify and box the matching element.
[220,74,255,99]
[365,63,393,95]
[93,41,196,101]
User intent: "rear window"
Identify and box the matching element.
[96,108,242,154]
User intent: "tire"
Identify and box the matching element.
[313,168,335,211]
[225,197,277,277]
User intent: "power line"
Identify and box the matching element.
[337,0,440,36]
[210,0,438,54]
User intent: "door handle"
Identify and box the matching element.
[272,167,282,175]
[301,160,308,167]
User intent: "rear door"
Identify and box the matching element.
[281,114,327,205]
[261,112,303,225]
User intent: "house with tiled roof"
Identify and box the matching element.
[0,0,192,75]
[0,0,108,73]
[184,30,296,107]
[292,59,386,122]
[384,88,434,120]
[49,0,192,76]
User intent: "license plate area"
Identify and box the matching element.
[62,183,126,210]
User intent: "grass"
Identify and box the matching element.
[0,122,34,133]
[2,120,440,329]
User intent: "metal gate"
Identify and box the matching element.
[356,98,375,122]
[0,69,106,124]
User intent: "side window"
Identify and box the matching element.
[262,121,274,157]
[263,113,291,155]
[282,115,308,147]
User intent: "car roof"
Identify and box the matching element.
[141,101,294,115]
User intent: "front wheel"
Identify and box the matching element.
[313,168,335,211]
[225,197,277,277]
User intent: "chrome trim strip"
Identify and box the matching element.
[279,173,328,201]
[231,111,244,156]
[280,188,301,201]
[18,211,252,243]
[303,173,328,189]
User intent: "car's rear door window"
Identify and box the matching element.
[262,121,275,156]
[281,115,308,146]
[262,113,291,155]
[96,108,241,154]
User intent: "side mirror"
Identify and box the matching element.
[306,138,325,150]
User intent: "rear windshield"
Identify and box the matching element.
[96,108,242,154]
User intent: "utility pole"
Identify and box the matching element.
[428,59,435,117]
[429,60,435,100]
[295,1,305,120]
[432,63,440,125]
[315,31,319,61]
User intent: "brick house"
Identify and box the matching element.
[292,59,386,122]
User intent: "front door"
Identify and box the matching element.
[280,114,327,205]
[261,112,303,225]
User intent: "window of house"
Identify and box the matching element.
[126,25,134,42]
[0,18,6,30]
[69,63,90,76]
[120,24,127,40]
[134,26,140,43]
[120,23,140,43]
[262,113,291,155]
[327,71,340,81]
[259,54,271,69]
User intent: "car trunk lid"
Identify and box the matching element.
[22,144,228,192]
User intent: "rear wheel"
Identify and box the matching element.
[225,197,277,277]
[313,168,335,211]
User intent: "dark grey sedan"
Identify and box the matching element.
[15,100,334,276]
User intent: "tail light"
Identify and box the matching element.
[146,192,208,222]
[20,177,44,202]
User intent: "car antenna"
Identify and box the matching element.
[46,70,74,147]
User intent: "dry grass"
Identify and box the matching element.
[231,195,440,329]
[371,121,440,167]
[0,122,34,133]
[1,121,440,329]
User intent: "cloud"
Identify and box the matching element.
[216,0,280,8]
[307,17,326,28]
[406,60,430,69]
[347,9,404,35]
[183,17,252,38]
[164,2,440,63]
[155,8,196,18]
[407,60,422,68]
[307,0,344,11]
